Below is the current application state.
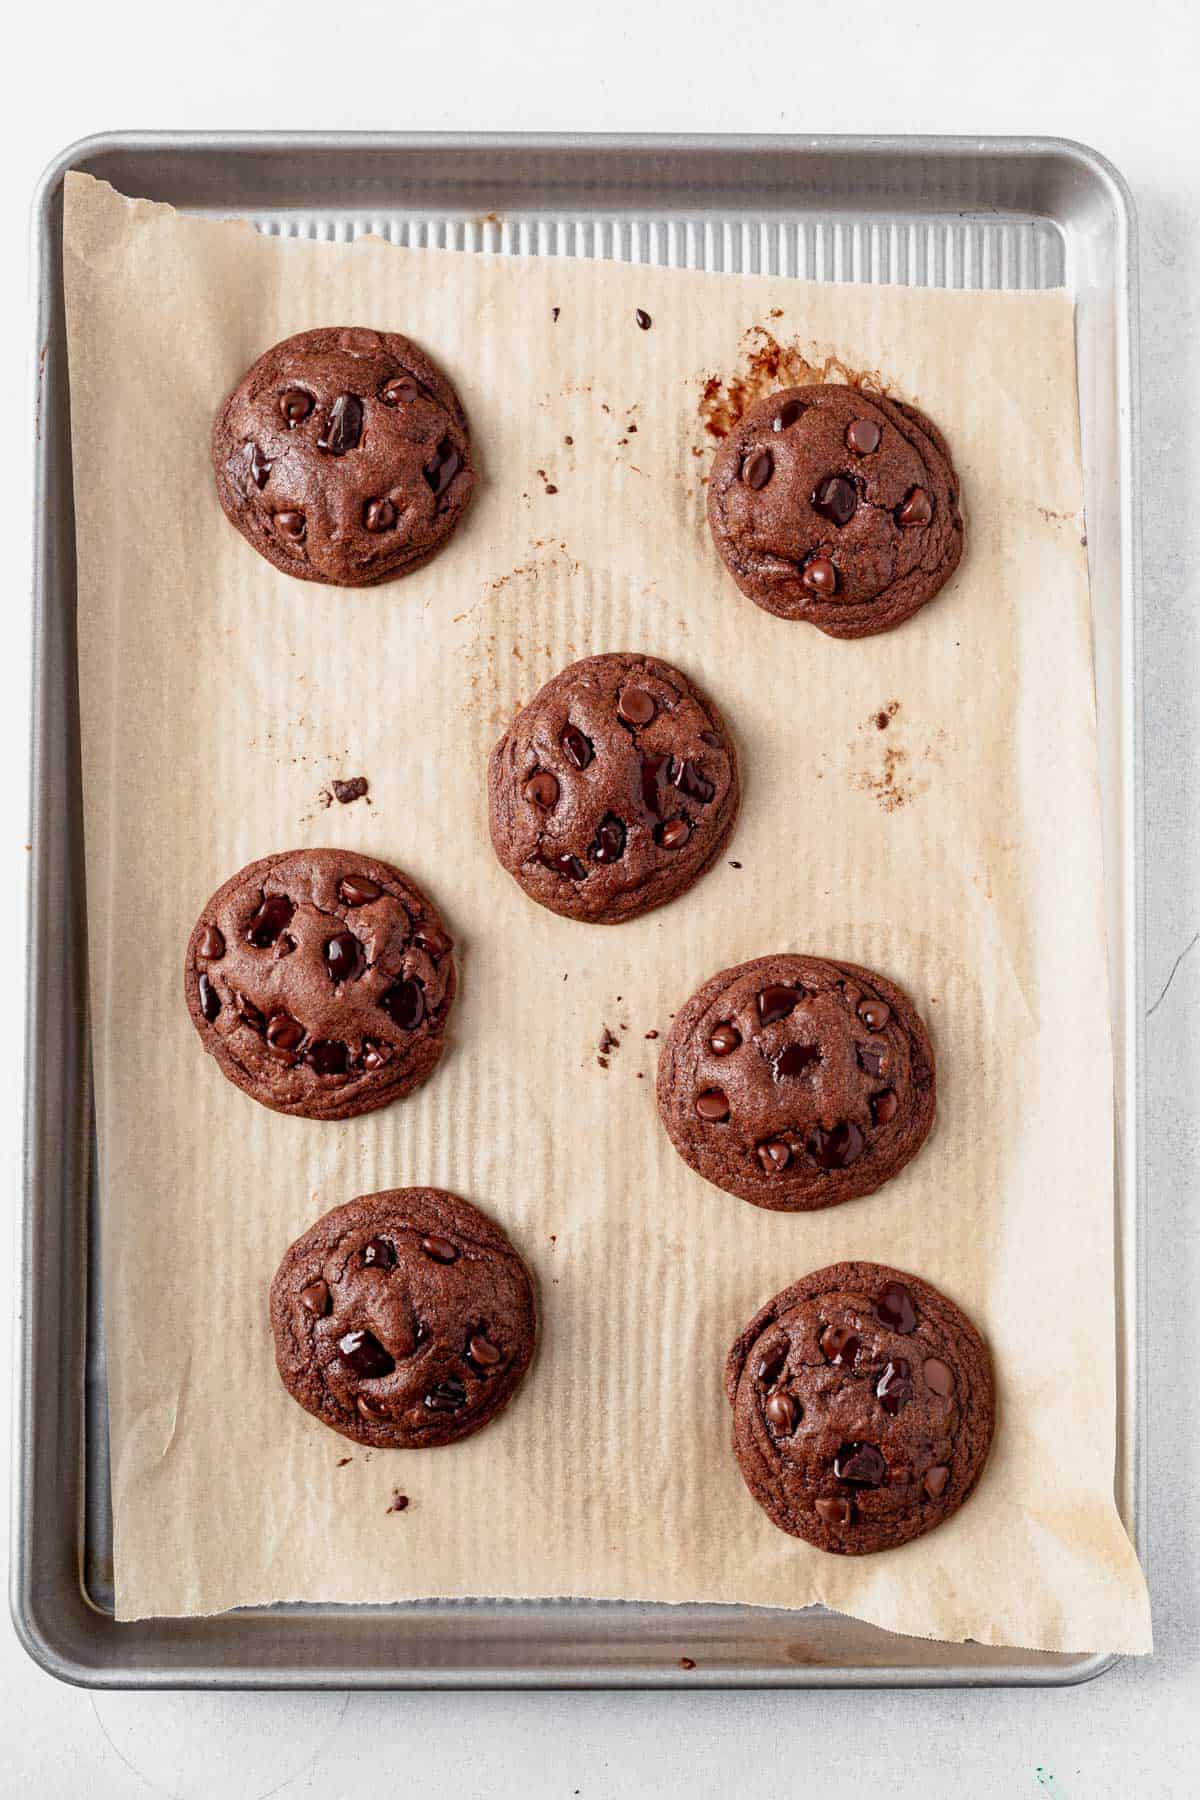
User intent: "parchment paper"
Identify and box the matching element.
[63,171,1151,1651]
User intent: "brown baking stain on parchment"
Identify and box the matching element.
[847,706,946,813]
[698,327,891,441]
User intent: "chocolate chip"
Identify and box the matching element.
[709,1022,741,1056]
[922,1358,954,1397]
[617,686,656,726]
[365,498,397,532]
[742,448,774,490]
[757,1139,792,1173]
[246,893,295,948]
[811,474,857,526]
[756,1345,788,1385]
[467,1333,502,1368]
[876,1282,918,1334]
[324,931,364,983]
[820,1324,860,1367]
[695,1088,730,1122]
[424,1376,467,1412]
[279,388,313,426]
[198,925,225,960]
[772,1042,820,1079]
[846,418,881,455]
[423,439,461,497]
[857,998,891,1031]
[413,924,452,960]
[870,1089,899,1126]
[299,1278,330,1317]
[765,1392,799,1433]
[362,1237,395,1269]
[388,1492,410,1513]
[654,819,690,849]
[355,1394,388,1422]
[381,374,421,406]
[640,751,673,816]
[635,308,652,330]
[808,1121,865,1171]
[275,509,306,540]
[306,1038,350,1075]
[772,398,805,431]
[234,991,265,1031]
[815,1496,854,1527]
[833,1441,887,1486]
[421,1234,458,1263]
[541,848,587,880]
[856,1045,884,1078]
[589,814,627,864]
[524,771,560,809]
[757,985,798,1026]
[266,1012,305,1052]
[227,440,272,497]
[316,394,363,456]
[361,1041,389,1071]
[339,1328,395,1379]
[673,759,715,803]
[332,777,368,805]
[924,1465,950,1500]
[380,978,426,1030]
[339,874,381,906]
[198,974,221,1022]
[802,558,838,595]
[898,487,933,527]
[876,1358,913,1416]
[561,724,593,769]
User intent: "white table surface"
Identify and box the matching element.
[2,3,1197,1794]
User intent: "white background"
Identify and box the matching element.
[1,2,1196,1794]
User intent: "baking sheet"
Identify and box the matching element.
[62,170,1151,1652]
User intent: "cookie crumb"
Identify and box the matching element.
[729,860,742,870]
[552,306,560,323]
[679,1656,696,1670]
[387,1492,410,1514]
[564,435,573,445]
[332,776,369,805]
[337,1457,352,1467]
[635,308,653,330]
[599,1025,620,1056]
[545,483,558,495]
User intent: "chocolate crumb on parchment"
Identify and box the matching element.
[332,776,369,804]
[698,327,887,442]
[387,1491,410,1514]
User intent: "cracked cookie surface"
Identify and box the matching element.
[184,848,456,1120]
[656,953,935,1210]
[706,384,963,638]
[488,652,739,924]
[271,1188,536,1449]
[726,1262,993,1553]
[212,326,475,587]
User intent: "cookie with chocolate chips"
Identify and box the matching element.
[656,954,934,1209]
[726,1263,993,1553]
[271,1188,536,1449]
[184,848,456,1120]
[706,384,963,637]
[212,327,475,586]
[488,652,739,924]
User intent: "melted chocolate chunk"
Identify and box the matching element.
[362,1236,396,1269]
[742,448,774,490]
[316,394,364,456]
[227,440,272,498]
[802,558,838,595]
[772,398,805,431]
[198,973,221,1022]
[757,1138,792,1172]
[898,487,933,527]
[876,1282,918,1334]
[324,930,364,983]
[413,924,452,960]
[198,924,225,960]
[673,759,715,803]
[380,978,426,1030]
[339,1327,395,1379]
[922,1357,954,1397]
[246,893,295,948]
[306,1038,350,1076]
[870,1089,899,1126]
[299,1278,330,1316]
[811,474,857,526]
[266,1012,305,1053]
[857,998,891,1031]
[421,1234,458,1263]
[655,819,690,849]
[695,1088,730,1121]
[635,309,652,330]
[589,814,627,864]
[640,751,673,816]
[234,992,265,1031]
[541,848,588,880]
[876,1358,913,1416]
[338,874,381,906]
[765,1392,799,1433]
[561,724,594,769]
[756,1345,788,1385]
[424,1376,468,1412]
[757,985,798,1026]
[815,1496,854,1527]
[524,771,560,809]
[365,498,397,532]
[846,418,881,454]
[381,374,421,406]
[923,1464,950,1499]
[772,1042,820,1080]
[275,509,306,540]
[833,1441,887,1487]
[423,439,461,497]
[279,388,313,426]
[709,1022,741,1056]
[820,1324,861,1367]
[617,686,656,726]
[466,1332,503,1371]
[856,1045,884,1078]
[807,1121,865,1171]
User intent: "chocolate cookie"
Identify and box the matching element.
[488,652,739,924]
[656,954,934,1210]
[184,848,456,1121]
[271,1189,536,1449]
[706,384,963,637]
[212,327,475,586]
[726,1263,993,1553]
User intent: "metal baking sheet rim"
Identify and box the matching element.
[15,131,1144,1689]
